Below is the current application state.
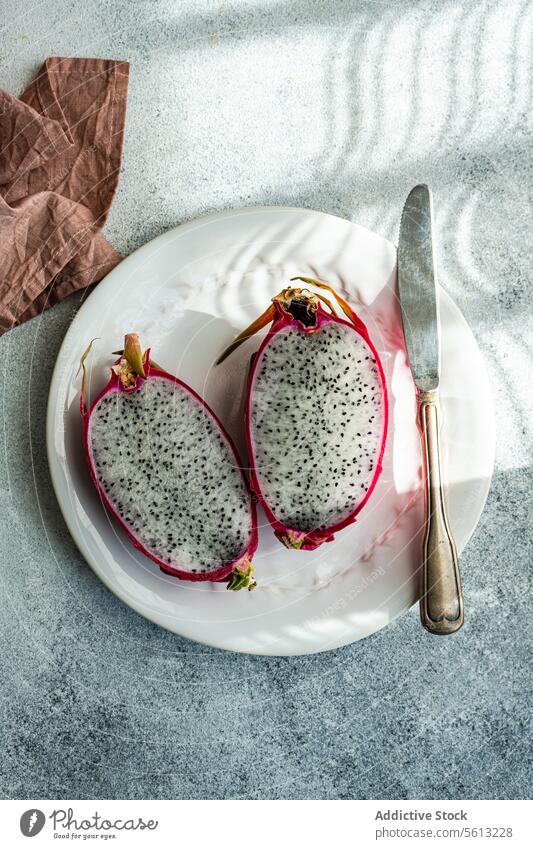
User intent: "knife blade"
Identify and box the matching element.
[397,184,464,635]
[397,184,440,392]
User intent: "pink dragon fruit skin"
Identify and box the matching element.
[218,279,389,551]
[80,335,258,589]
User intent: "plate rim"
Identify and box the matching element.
[46,205,496,655]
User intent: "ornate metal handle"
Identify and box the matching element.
[418,390,464,634]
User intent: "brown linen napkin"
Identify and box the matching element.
[0,56,129,333]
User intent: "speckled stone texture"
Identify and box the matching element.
[0,0,531,800]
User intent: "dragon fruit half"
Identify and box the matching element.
[80,334,257,590]
[217,278,388,551]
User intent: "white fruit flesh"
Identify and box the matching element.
[88,375,252,574]
[249,320,385,532]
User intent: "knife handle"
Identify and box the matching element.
[418,390,464,634]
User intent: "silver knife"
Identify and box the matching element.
[398,184,464,634]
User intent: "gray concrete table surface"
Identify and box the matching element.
[1,0,531,800]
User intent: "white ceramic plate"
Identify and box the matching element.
[47,207,495,655]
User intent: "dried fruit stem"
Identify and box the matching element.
[290,277,366,332]
[123,333,146,378]
[227,562,256,591]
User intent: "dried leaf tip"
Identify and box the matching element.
[78,338,99,412]
[215,304,276,365]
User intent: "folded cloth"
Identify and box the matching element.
[0,56,129,333]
